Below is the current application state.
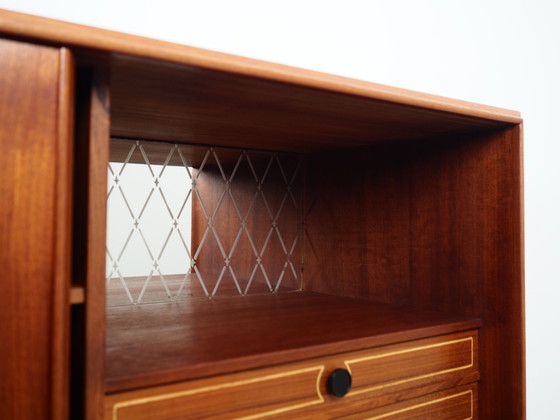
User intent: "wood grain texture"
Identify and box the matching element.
[339,383,477,420]
[105,330,477,420]
[72,66,111,420]
[0,39,64,419]
[109,55,516,153]
[51,46,75,420]
[0,10,524,419]
[270,384,478,420]
[105,292,480,392]
[344,330,477,397]
[305,127,524,419]
[0,9,520,126]
[106,365,324,420]
[85,71,111,420]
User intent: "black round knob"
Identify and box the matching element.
[328,368,352,397]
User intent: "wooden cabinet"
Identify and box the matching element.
[0,8,524,420]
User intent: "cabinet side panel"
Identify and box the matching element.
[305,126,524,418]
[0,39,63,419]
[406,127,524,419]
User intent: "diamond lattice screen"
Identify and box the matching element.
[106,139,303,306]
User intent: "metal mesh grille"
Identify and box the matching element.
[106,139,303,306]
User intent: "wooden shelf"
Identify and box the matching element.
[105,291,480,393]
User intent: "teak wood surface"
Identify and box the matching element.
[108,55,516,152]
[73,67,111,420]
[0,8,524,420]
[105,292,480,392]
[339,383,478,420]
[0,38,72,420]
[305,127,524,419]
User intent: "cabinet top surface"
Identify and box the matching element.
[0,8,520,126]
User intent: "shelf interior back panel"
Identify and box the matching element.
[106,139,304,306]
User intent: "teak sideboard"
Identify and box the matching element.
[0,9,524,420]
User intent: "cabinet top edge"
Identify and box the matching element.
[0,8,521,124]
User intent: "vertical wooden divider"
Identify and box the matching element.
[72,65,110,420]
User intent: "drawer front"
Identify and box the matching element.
[105,330,478,419]
[340,383,477,420]
[105,365,324,420]
[345,332,475,398]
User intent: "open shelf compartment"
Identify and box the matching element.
[74,48,521,418]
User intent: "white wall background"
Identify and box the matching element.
[2,1,558,417]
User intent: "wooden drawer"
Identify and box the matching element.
[340,383,477,420]
[105,365,324,420]
[105,330,478,419]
